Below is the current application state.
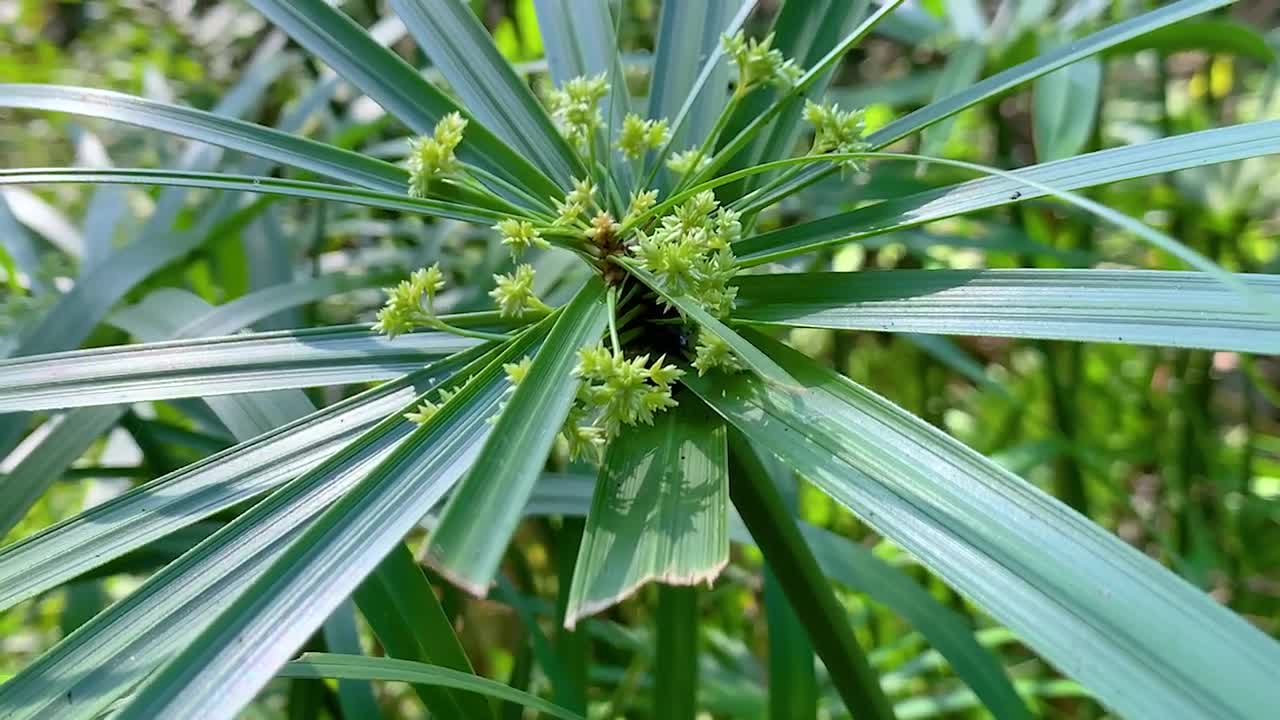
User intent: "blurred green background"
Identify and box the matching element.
[1,1,1278,717]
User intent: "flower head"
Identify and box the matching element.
[803,100,868,169]
[547,74,610,151]
[407,112,468,197]
[489,264,551,318]
[722,31,803,93]
[494,218,549,257]
[667,147,711,177]
[617,113,671,159]
[574,344,684,434]
[373,264,446,337]
[692,329,744,376]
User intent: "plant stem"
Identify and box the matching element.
[654,585,699,720]
[606,286,622,354]
[728,433,896,720]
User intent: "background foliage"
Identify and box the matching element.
[1,1,1278,718]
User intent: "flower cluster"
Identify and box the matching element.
[373,264,446,338]
[407,112,467,197]
[404,386,457,425]
[494,218,549,258]
[666,147,712,177]
[489,264,551,318]
[633,190,741,319]
[722,31,802,94]
[617,113,671,159]
[692,331,743,376]
[556,177,598,226]
[546,74,610,152]
[803,100,869,169]
[574,344,683,435]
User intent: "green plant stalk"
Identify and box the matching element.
[554,517,590,714]
[654,585,699,720]
[728,433,896,720]
[501,643,534,720]
[354,543,492,720]
[606,287,622,355]
[765,564,818,719]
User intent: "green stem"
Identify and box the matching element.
[427,319,512,343]
[606,287,622,354]
[728,433,896,720]
[654,585,699,720]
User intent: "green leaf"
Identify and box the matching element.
[12,345,510,720]
[0,324,482,412]
[735,120,1280,264]
[729,436,896,720]
[277,653,585,720]
[0,407,123,539]
[689,333,1280,719]
[564,398,729,628]
[529,471,1032,719]
[355,543,493,720]
[866,0,1232,148]
[732,270,1280,353]
[113,338,531,719]
[0,279,403,538]
[244,0,560,198]
[1106,18,1277,63]
[391,0,582,186]
[1033,52,1102,161]
[0,347,484,615]
[0,168,508,224]
[0,85,406,193]
[614,256,794,387]
[426,279,608,594]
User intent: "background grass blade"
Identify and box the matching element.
[728,435,897,720]
[355,543,493,720]
[426,279,608,595]
[689,333,1280,719]
[732,270,1280,353]
[391,0,581,186]
[865,0,1231,148]
[564,398,729,628]
[278,653,585,720]
[1032,49,1102,162]
[319,601,383,720]
[647,0,743,189]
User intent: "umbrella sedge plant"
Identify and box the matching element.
[0,0,1277,718]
